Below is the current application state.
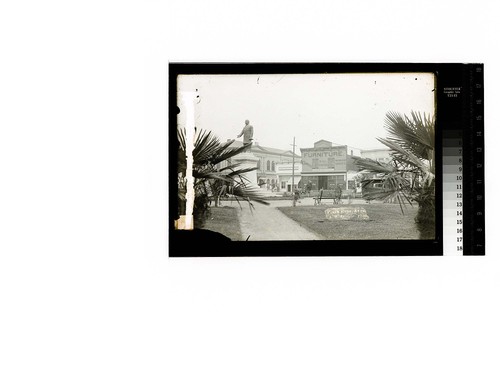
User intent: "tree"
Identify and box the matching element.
[353,111,435,239]
[177,128,269,226]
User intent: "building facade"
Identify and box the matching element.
[360,148,392,163]
[220,139,393,195]
[224,140,300,190]
[300,140,359,191]
[275,162,302,192]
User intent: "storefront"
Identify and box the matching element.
[300,140,349,190]
[276,162,302,192]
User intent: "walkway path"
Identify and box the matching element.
[236,200,322,241]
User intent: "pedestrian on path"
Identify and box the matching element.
[294,188,301,204]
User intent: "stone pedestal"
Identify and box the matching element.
[232,151,259,188]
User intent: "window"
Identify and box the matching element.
[281,181,286,189]
[271,161,275,171]
[257,159,261,170]
[333,175,345,184]
[329,175,346,189]
[327,158,335,168]
[312,159,319,169]
[267,160,270,171]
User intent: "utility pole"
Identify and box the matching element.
[292,136,296,207]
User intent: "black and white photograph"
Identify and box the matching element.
[175,72,436,242]
[3,1,497,375]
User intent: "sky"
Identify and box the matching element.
[177,73,436,152]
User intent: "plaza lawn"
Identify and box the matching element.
[277,204,423,240]
[200,206,242,241]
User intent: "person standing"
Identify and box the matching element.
[294,188,301,204]
[306,180,312,196]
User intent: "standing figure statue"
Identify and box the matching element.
[237,119,254,146]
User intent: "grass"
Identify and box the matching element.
[199,206,242,241]
[277,204,425,240]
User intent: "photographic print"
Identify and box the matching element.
[174,71,436,243]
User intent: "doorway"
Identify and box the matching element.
[318,176,328,190]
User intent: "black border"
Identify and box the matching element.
[169,63,481,257]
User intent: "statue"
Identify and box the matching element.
[237,119,254,146]
[232,119,258,186]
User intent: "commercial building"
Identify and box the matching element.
[275,162,302,192]
[221,138,393,195]
[300,140,359,192]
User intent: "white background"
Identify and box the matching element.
[0,1,498,374]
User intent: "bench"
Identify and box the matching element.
[313,189,342,205]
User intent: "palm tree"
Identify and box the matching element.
[353,111,435,239]
[177,128,269,226]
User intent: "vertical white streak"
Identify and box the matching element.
[182,92,197,230]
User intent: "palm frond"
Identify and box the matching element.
[377,137,430,174]
[384,110,434,163]
[409,111,434,150]
[192,129,221,165]
[353,111,435,223]
[231,184,270,206]
[218,162,244,172]
[177,126,291,218]
[177,126,186,150]
[352,156,395,174]
[226,166,259,177]
[361,173,413,214]
[211,142,252,164]
[192,170,233,183]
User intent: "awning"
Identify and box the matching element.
[279,176,290,183]
[291,176,301,185]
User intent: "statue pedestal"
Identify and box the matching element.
[232,151,259,188]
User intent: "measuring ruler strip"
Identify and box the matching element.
[443,131,463,255]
